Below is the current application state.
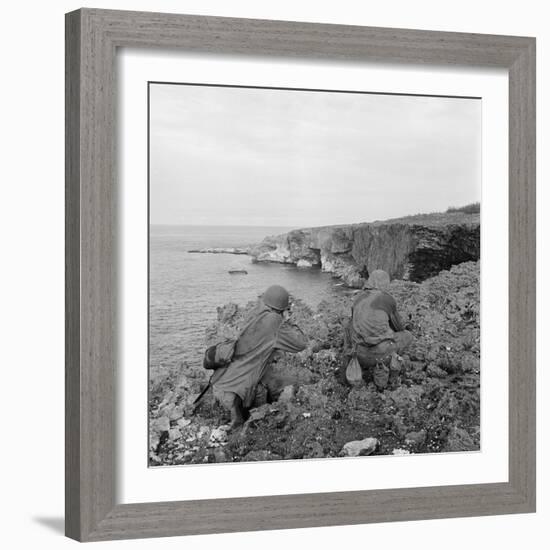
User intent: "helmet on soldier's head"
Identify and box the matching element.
[262,285,290,312]
[364,269,390,291]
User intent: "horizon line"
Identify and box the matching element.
[150,223,300,228]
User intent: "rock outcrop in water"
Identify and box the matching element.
[188,247,250,255]
[250,212,480,286]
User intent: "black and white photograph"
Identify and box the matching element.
[148,82,481,466]
[2,0,543,546]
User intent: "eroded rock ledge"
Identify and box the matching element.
[188,247,250,255]
[249,212,480,286]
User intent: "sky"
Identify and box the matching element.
[149,83,481,227]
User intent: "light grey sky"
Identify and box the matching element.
[149,83,481,227]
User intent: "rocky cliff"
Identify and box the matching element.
[250,212,480,286]
[149,261,480,465]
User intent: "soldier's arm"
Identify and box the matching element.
[385,293,405,332]
[275,321,308,352]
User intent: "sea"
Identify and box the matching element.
[149,225,344,375]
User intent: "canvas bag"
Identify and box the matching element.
[194,339,238,408]
[202,307,262,371]
[202,338,237,370]
[345,352,364,387]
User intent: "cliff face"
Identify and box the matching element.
[250,212,480,285]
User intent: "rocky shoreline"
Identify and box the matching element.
[249,211,480,287]
[149,261,480,466]
[187,211,480,289]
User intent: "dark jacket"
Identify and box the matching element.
[212,303,307,407]
[349,289,404,347]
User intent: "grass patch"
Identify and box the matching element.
[446,202,480,214]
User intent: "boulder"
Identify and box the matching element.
[168,406,184,421]
[209,427,229,444]
[158,402,176,418]
[342,437,379,457]
[169,428,181,441]
[277,385,295,404]
[152,416,170,433]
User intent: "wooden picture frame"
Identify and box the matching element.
[65,8,536,542]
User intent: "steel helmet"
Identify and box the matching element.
[364,269,390,291]
[262,285,290,311]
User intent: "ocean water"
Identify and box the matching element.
[149,225,343,375]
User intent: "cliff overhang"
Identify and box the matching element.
[249,212,480,286]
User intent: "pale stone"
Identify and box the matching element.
[149,434,160,451]
[197,426,210,438]
[153,416,170,433]
[392,448,411,456]
[278,385,295,403]
[342,437,378,457]
[168,406,184,421]
[169,428,181,441]
[209,427,228,443]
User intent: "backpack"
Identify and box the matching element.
[202,338,237,370]
[192,339,237,409]
[194,312,259,408]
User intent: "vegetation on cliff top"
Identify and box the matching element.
[447,202,480,214]
[149,261,480,465]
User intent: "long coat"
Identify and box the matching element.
[212,303,307,407]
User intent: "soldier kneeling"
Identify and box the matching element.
[340,270,413,390]
[212,285,308,429]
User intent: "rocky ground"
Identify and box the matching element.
[149,261,480,466]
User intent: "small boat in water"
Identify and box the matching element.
[228,269,248,275]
